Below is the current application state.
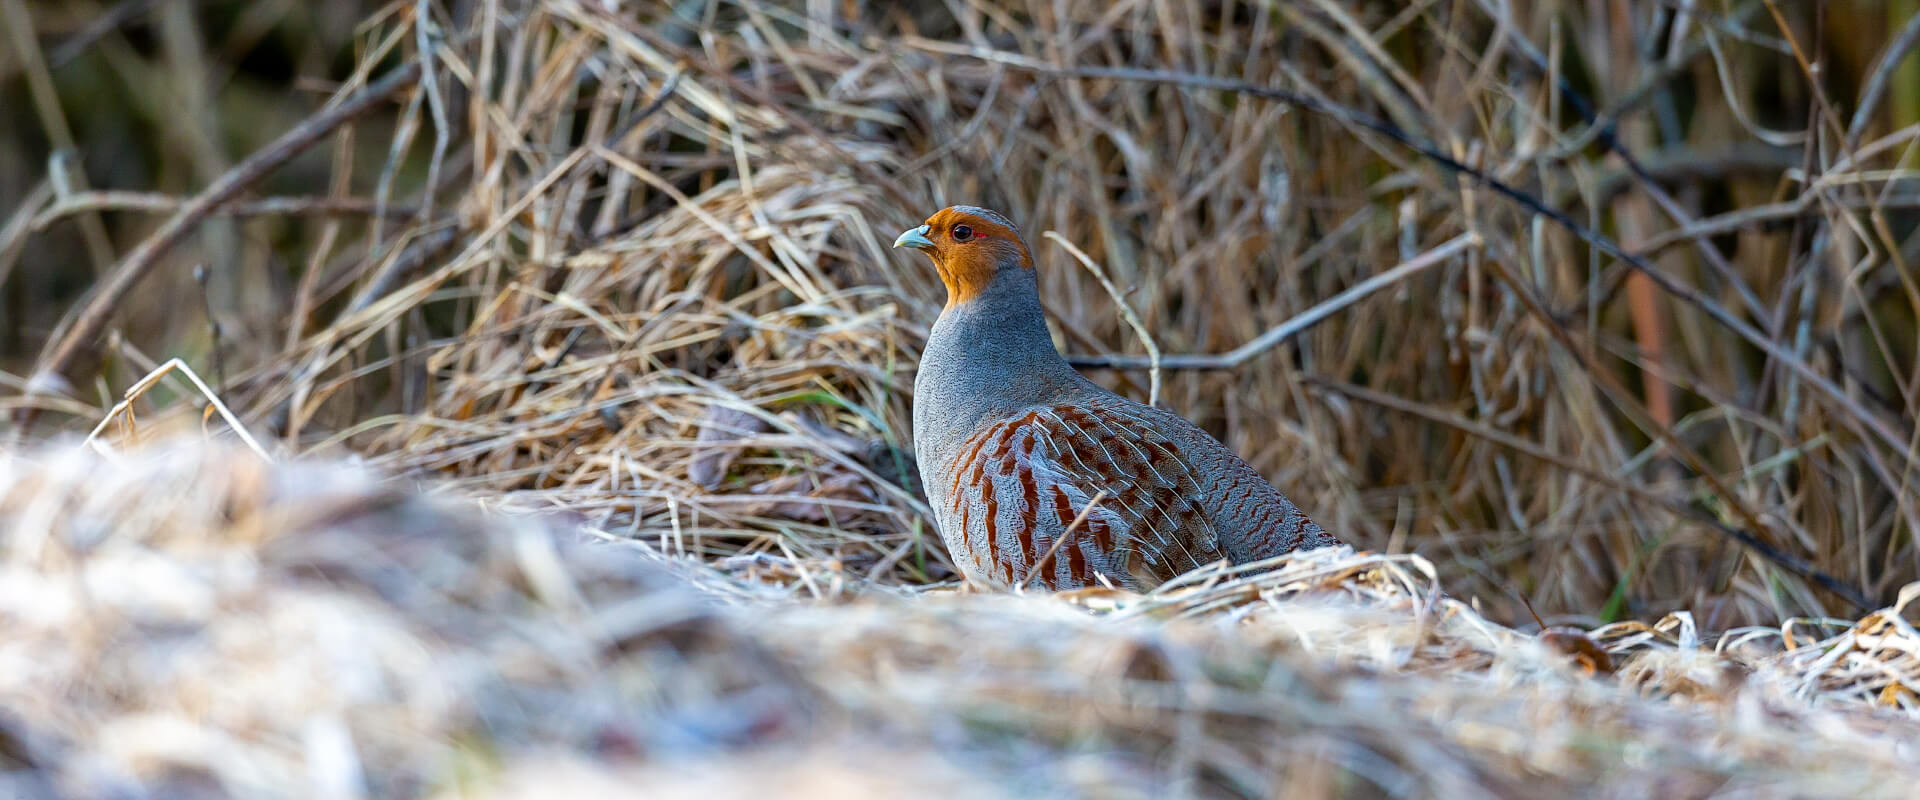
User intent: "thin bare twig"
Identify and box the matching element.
[1847,7,1920,152]
[1,0,116,273]
[1635,193,1920,255]
[45,0,170,69]
[411,0,451,270]
[1021,489,1108,591]
[1043,231,1161,404]
[1068,232,1479,370]
[0,178,53,296]
[82,357,272,463]
[31,191,418,230]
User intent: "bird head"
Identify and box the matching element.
[893,205,1034,309]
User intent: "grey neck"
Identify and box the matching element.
[913,269,1091,465]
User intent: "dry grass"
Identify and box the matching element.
[5,0,1917,623]
[2,439,1917,798]
[4,0,1920,795]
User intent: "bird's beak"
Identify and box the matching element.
[893,224,934,250]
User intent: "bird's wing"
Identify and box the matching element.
[943,401,1231,589]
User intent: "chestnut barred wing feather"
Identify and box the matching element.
[941,401,1233,589]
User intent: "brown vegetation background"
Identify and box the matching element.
[4,0,1920,629]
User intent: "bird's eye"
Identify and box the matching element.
[952,224,973,242]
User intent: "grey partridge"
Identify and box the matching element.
[894,206,1338,591]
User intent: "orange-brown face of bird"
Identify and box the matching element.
[892,206,1034,309]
